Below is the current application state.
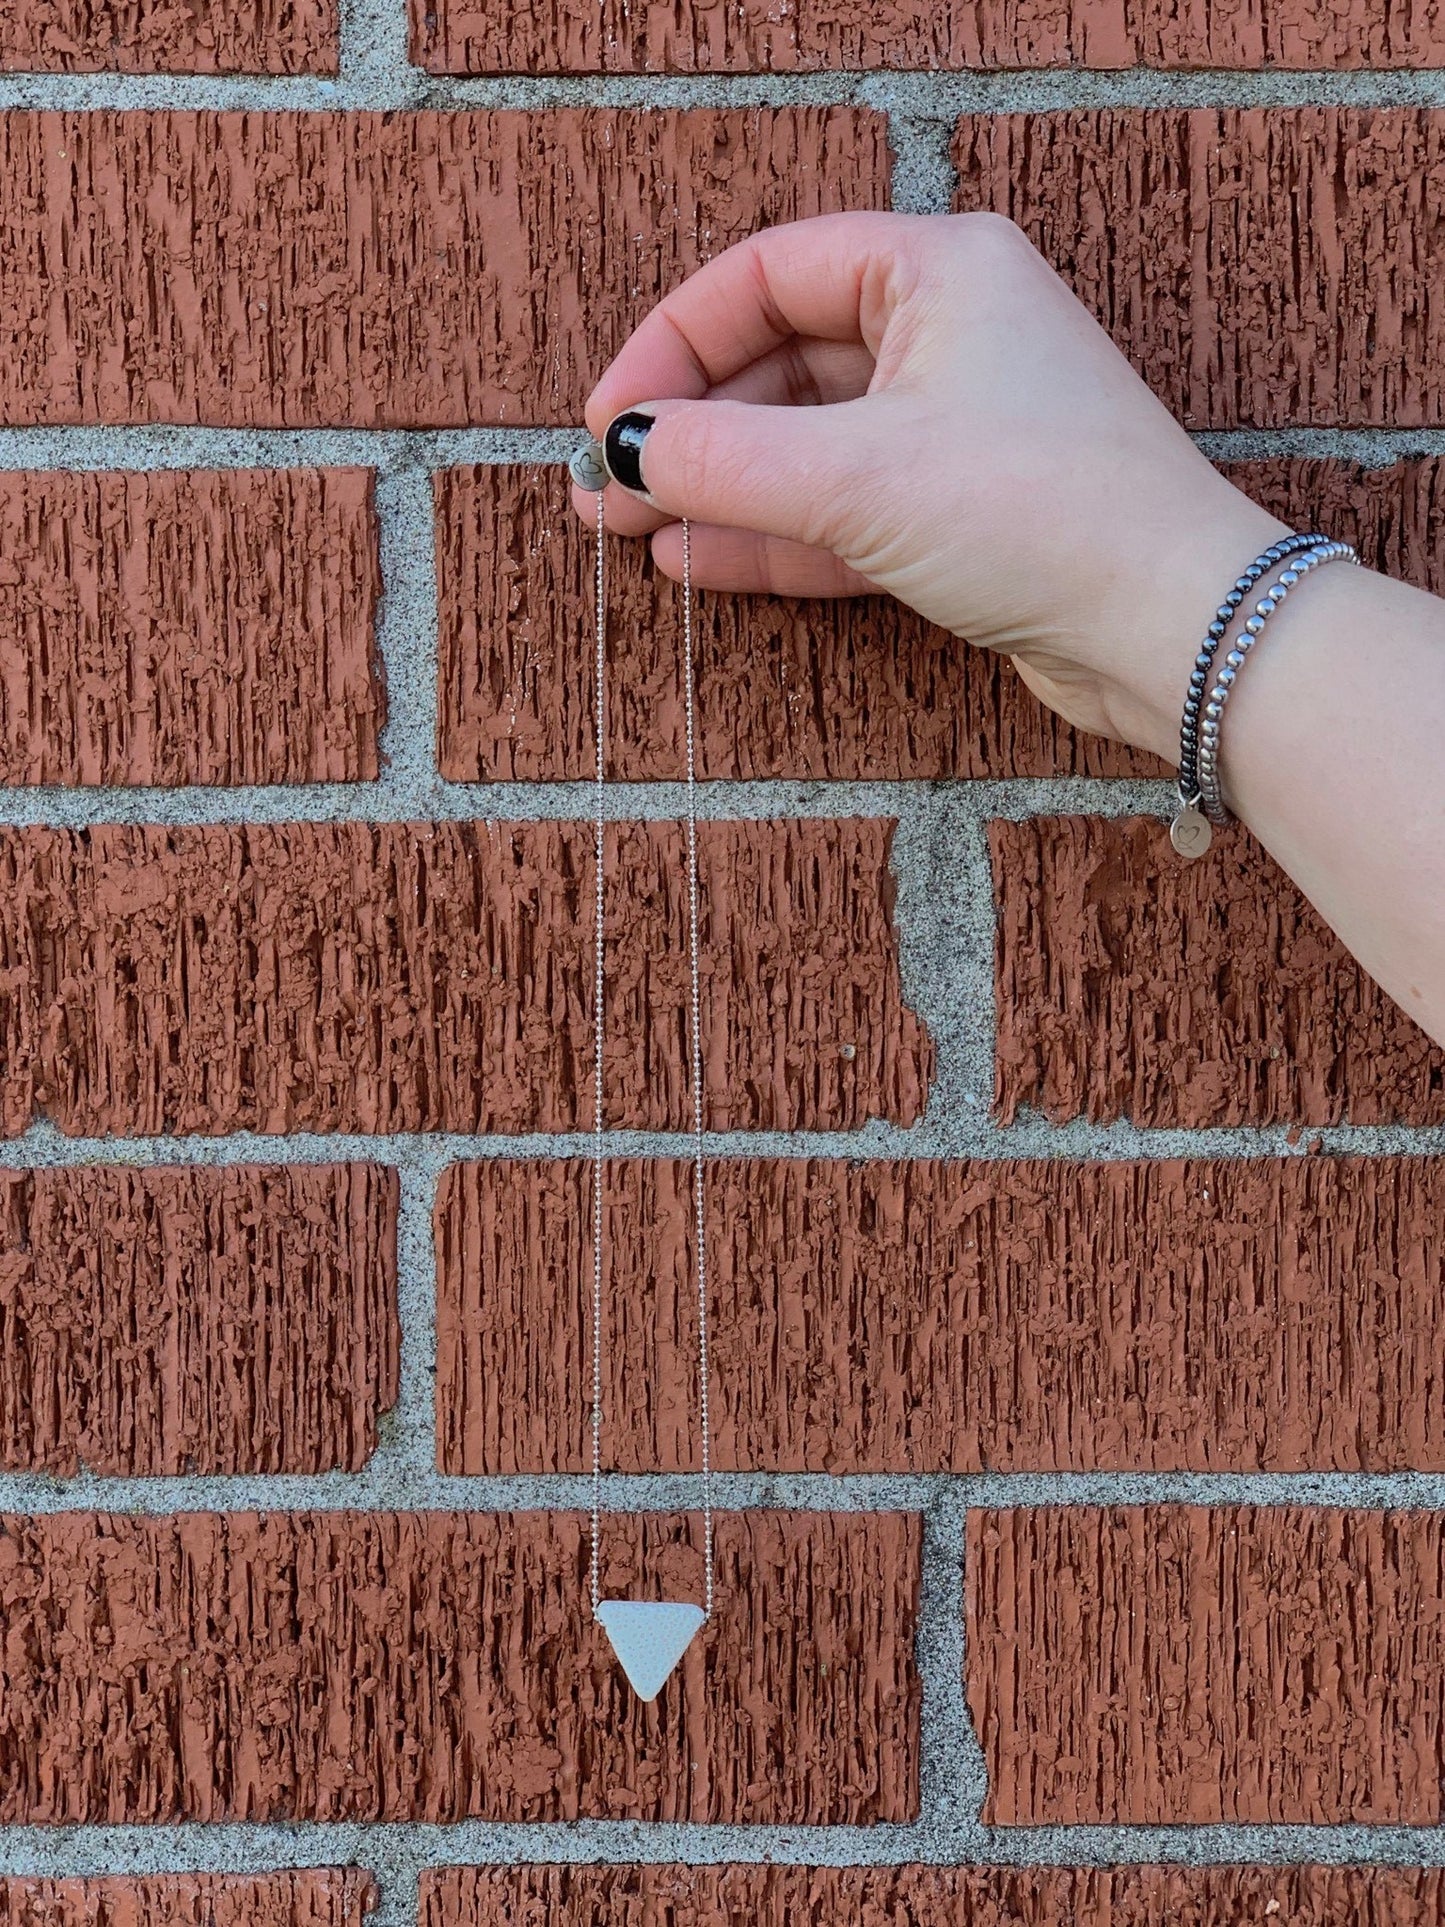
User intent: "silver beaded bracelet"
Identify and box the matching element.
[1170,534,1359,858]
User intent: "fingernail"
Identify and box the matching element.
[603,410,655,493]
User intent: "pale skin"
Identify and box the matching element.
[572,210,1445,1053]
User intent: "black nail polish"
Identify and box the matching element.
[603,411,654,493]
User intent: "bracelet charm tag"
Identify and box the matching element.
[1170,803,1213,859]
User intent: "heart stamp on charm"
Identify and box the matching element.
[1169,805,1213,859]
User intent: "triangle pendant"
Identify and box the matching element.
[596,1599,706,1701]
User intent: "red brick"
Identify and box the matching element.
[1226,457,1445,597]
[437,460,1445,784]
[436,1156,1445,1476]
[0,469,382,786]
[955,110,1445,428]
[0,1509,919,1824]
[412,0,1445,72]
[0,0,337,72]
[423,1863,1445,1927]
[0,1873,375,1927]
[968,1506,1445,1825]
[992,816,1445,1128]
[0,819,928,1138]
[0,1164,397,1476]
[435,464,1149,783]
[0,111,888,429]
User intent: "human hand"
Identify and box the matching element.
[573,210,1289,764]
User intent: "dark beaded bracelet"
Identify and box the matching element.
[1175,533,1326,806]
[1171,532,1358,858]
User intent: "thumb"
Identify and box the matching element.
[601,395,903,556]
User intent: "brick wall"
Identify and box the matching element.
[0,6,1442,1924]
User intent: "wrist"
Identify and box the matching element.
[1088,477,1293,770]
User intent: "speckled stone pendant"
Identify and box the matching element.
[596,1600,706,1701]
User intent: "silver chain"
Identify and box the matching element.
[589,486,607,1616]
[589,501,714,1620]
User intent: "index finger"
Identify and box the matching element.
[583,209,928,437]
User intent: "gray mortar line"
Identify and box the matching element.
[370,464,441,789]
[1196,426,1445,463]
[17,425,549,470]
[0,1818,1442,1882]
[2,427,1445,469]
[339,0,416,97]
[0,427,585,470]
[912,1486,989,1842]
[881,114,959,215]
[7,66,1445,110]
[888,784,997,1125]
[374,1151,441,1476]
[0,773,1174,826]
[8,1120,1445,1167]
[4,1467,1445,1513]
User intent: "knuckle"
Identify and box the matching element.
[953,209,1036,267]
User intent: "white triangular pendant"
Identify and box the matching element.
[596,1599,706,1701]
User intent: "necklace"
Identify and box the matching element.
[571,441,714,1701]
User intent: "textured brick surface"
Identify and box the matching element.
[992,817,1445,1128]
[955,110,1445,429]
[5,0,1441,1879]
[1227,458,1445,596]
[412,0,1445,72]
[0,1873,375,1926]
[435,464,1150,783]
[0,820,928,1133]
[0,819,927,1137]
[439,460,1445,784]
[0,0,338,72]
[423,1863,1445,1927]
[0,1164,397,1475]
[436,1156,1445,1476]
[968,1506,1445,1825]
[0,1509,919,1825]
[0,111,888,429]
[0,469,382,786]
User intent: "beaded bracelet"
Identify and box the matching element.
[1170,534,1359,858]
